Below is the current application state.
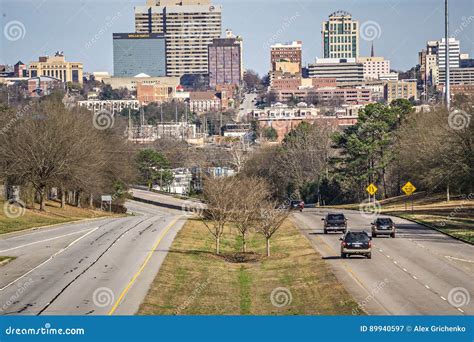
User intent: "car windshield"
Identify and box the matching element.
[377,218,393,225]
[345,233,369,243]
[328,214,345,220]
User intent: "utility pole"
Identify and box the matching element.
[445,0,450,110]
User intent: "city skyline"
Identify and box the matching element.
[0,0,473,75]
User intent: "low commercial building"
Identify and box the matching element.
[308,58,364,83]
[102,75,181,91]
[438,67,474,85]
[28,52,83,84]
[14,61,27,77]
[378,72,399,81]
[253,104,357,142]
[27,76,64,97]
[189,91,222,113]
[357,56,390,80]
[78,100,140,114]
[136,79,181,105]
[311,77,337,88]
[273,87,372,104]
[270,41,302,71]
[314,87,372,104]
[384,80,418,103]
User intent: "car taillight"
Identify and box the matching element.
[341,242,346,247]
[368,240,372,248]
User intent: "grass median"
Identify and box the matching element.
[138,218,361,315]
[0,199,117,235]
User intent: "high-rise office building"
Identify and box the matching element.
[135,0,222,77]
[270,41,302,72]
[438,37,460,70]
[322,11,359,59]
[208,31,242,88]
[113,33,166,77]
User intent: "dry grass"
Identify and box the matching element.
[0,199,117,235]
[138,218,361,315]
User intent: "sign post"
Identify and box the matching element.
[101,195,113,212]
[401,182,416,212]
[366,183,378,203]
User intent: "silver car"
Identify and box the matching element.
[371,218,396,238]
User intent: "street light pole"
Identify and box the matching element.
[445,0,450,110]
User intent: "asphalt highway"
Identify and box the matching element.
[294,209,474,315]
[0,200,185,315]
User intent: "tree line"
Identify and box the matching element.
[0,93,136,211]
[244,96,473,204]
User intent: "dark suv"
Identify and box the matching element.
[371,217,396,238]
[340,231,372,259]
[322,213,347,234]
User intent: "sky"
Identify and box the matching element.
[0,0,473,76]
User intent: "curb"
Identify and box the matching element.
[387,212,474,246]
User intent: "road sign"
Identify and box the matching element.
[402,182,416,196]
[366,183,378,196]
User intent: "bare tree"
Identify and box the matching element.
[201,176,237,254]
[256,202,290,257]
[230,177,270,253]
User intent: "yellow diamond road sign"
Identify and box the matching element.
[402,181,416,195]
[366,183,378,196]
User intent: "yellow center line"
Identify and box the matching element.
[108,216,181,315]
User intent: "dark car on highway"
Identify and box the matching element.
[340,231,372,259]
[289,200,304,212]
[322,213,347,234]
[371,217,396,238]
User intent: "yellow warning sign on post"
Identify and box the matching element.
[402,181,416,196]
[366,183,378,196]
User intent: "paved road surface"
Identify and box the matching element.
[236,93,257,122]
[0,200,185,315]
[294,209,474,315]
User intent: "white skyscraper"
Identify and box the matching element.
[438,37,460,70]
[135,0,222,77]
